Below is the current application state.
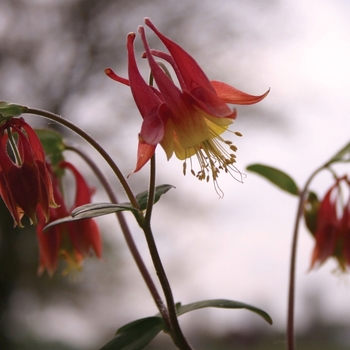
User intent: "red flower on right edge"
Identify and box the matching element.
[305,176,350,271]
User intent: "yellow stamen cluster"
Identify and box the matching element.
[183,130,243,196]
[59,250,83,278]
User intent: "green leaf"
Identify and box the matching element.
[43,203,137,231]
[100,298,272,349]
[71,202,137,218]
[100,317,166,350]
[327,141,350,164]
[72,184,175,218]
[44,185,175,230]
[0,101,26,120]
[73,183,175,218]
[175,299,273,325]
[35,129,66,173]
[247,164,299,196]
[136,184,175,210]
[43,216,77,231]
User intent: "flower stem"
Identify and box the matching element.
[143,155,193,350]
[65,144,168,318]
[23,107,140,210]
[287,165,325,350]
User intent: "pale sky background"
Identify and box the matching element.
[3,0,350,348]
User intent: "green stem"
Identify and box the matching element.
[23,107,140,210]
[287,164,326,350]
[143,155,193,350]
[144,155,156,225]
[65,144,168,319]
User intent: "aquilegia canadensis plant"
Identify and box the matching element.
[1,17,349,350]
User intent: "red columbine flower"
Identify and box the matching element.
[36,161,102,276]
[105,18,268,192]
[0,118,56,227]
[307,176,350,271]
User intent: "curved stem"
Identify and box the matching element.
[23,107,140,210]
[287,164,326,350]
[65,144,168,320]
[143,155,193,350]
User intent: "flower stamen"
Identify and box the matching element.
[183,128,243,197]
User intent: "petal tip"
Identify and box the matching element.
[137,25,144,35]
[127,32,136,40]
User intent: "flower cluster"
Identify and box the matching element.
[0,117,101,276]
[106,18,268,192]
[305,176,350,271]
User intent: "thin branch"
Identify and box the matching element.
[287,164,326,350]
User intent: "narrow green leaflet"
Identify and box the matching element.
[43,216,81,231]
[70,184,175,219]
[43,203,136,231]
[327,141,350,164]
[71,202,137,219]
[176,299,273,325]
[44,185,175,230]
[247,164,299,196]
[100,317,166,350]
[136,184,175,210]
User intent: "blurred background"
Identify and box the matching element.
[1,0,350,349]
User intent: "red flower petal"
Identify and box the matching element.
[211,81,270,105]
[310,185,339,268]
[36,208,61,276]
[60,161,102,258]
[144,17,215,94]
[126,32,163,119]
[131,141,157,175]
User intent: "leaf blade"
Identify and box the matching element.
[45,184,176,230]
[43,203,137,231]
[176,299,273,325]
[327,141,350,164]
[136,184,175,210]
[71,202,137,218]
[100,317,166,350]
[247,164,299,195]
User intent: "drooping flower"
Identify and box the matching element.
[306,176,350,271]
[0,117,56,227]
[105,18,268,193]
[36,161,102,276]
